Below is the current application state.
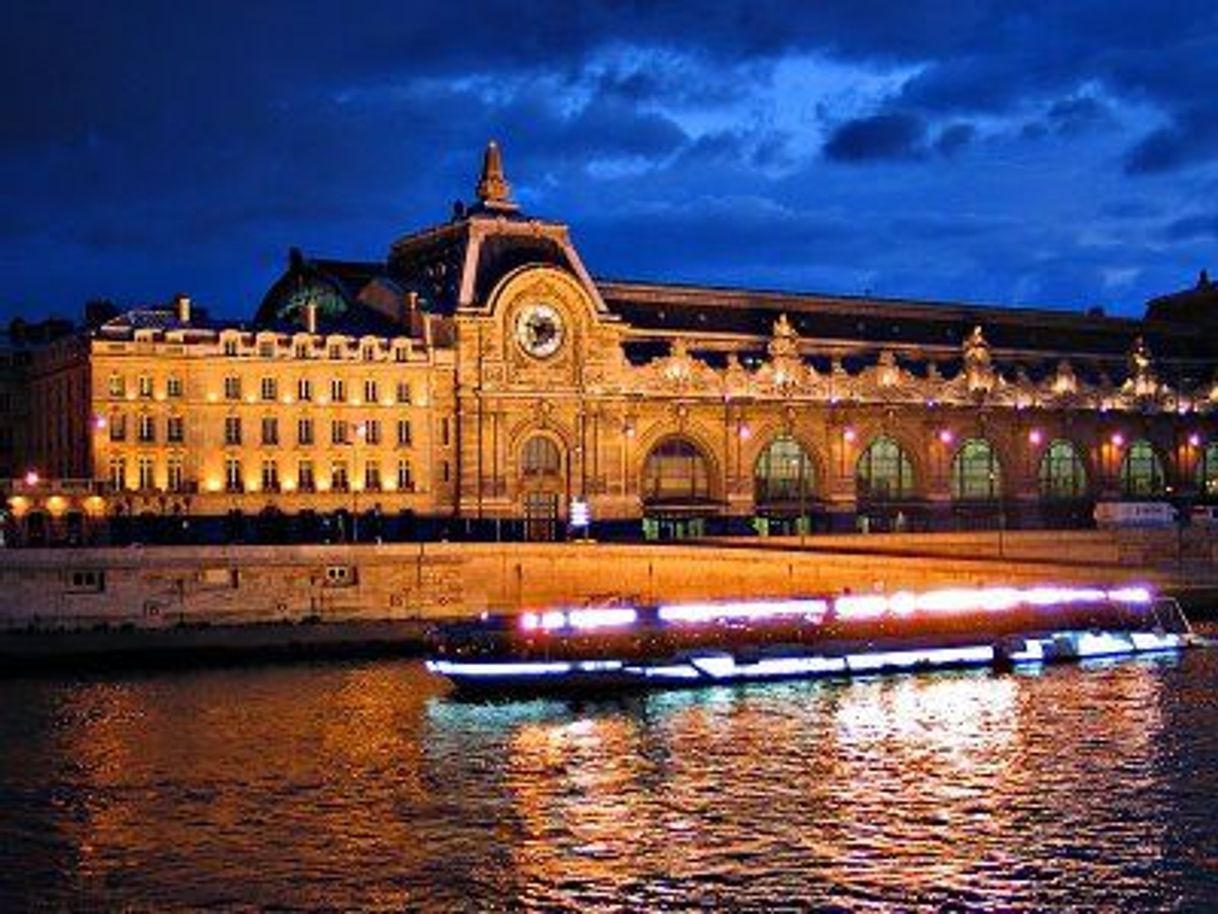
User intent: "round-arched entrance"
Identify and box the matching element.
[753,435,819,536]
[640,436,716,539]
[519,434,565,541]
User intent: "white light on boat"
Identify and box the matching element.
[1106,586,1152,604]
[566,608,638,630]
[426,660,573,677]
[658,599,829,625]
[834,594,888,621]
[540,610,566,630]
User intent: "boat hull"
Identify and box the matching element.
[427,629,1192,698]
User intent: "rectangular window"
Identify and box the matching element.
[298,418,313,446]
[395,381,411,404]
[442,460,450,483]
[138,414,155,443]
[138,457,155,490]
[223,339,239,356]
[441,417,450,447]
[166,376,183,398]
[365,419,381,445]
[397,460,413,492]
[394,347,408,363]
[258,341,275,359]
[138,375,153,399]
[294,343,309,359]
[166,416,185,443]
[108,457,126,490]
[297,378,312,401]
[260,377,277,401]
[261,459,279,492]
[396,419,412,447]
[331,419,348,445]
[261,417,279,445]
[330,379,346,402]
[331,461,349,492]
[225,457,243,492]
[109,414,127,442]
[167,458,184,492]
[364,461,381,491]
[224,416,242,446]
[329,343,343,360]
[364,379,378,403]
[362,346,376,362]
[298,460,315,492]
[108,375,125,398]
[224,376,241,400]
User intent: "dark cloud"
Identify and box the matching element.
[1125,106,1218,174]
[934,123,976,157]
[1164,214,1218,241]
[823,113,927,162]
[1,1,1217,320]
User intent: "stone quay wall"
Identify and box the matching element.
[1,530,1214,633]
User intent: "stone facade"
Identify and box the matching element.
[3,143,1218,544]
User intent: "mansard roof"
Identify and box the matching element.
[597,278,1214,364]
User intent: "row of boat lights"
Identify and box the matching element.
[516,586,1153,634]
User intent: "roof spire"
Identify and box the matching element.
[475,140,518,212]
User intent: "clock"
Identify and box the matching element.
[514,303,564,358]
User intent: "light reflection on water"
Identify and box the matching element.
[2,649,1218,911]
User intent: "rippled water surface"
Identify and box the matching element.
[3,642,1218,911]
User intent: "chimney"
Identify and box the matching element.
[303,300,318,334]
[402,290,419,325]
[174,294,192,323]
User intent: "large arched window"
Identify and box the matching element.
[521,436,562,476]
[1120,440,1165,497]
[856,436,915,500]
[643,437,712,503]
[951,438,1001,500]
[754,436,816,504]
[1038,439,1088,499]
[1197,443,1218,498]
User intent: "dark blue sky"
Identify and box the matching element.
[2,1,1215,324]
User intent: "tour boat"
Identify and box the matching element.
[423,585,1197,696]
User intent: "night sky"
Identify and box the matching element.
[2,1,1215,324]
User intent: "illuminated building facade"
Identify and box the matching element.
[3,143,1218,544]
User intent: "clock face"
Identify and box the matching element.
[515,303,564,358]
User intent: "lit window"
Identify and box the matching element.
[521,436,561,475]
[1198,443,1218,496]
[1120,440,1165,497]
[138,414,155,443]
[397,460,413,492]
[166,376,183,398]
[396,381,411,404]
[225,457,243,492]
[261,417,279,446]
[138,375,153,399]
[364,379,378,403]
[260,377,277,401]
[951,439,1001,500]
[298,460,315,492]
[331,461,350,492]
[365,419,381,445]
[297,378,312,401]
[755,436,815,503]
[298,418,314,446]
[1038,440,1087,499]
[397,419,412,447]
[642,437,711,502]
[856,436,915,500]
[224,376,241,400]
[224,416,242,446]
[331,379,346,402]
[167,416,185,443]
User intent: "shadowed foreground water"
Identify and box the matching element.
[3,644,1218,911]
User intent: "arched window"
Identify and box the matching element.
[1120,440,1165,497]
[755,436,816,504]
[1197,443,1218,498]
[1038,440,1088,499]
[521,436,562,476]
[643,437,712,503]
[951,438,1001,500]
[856,436,915,500]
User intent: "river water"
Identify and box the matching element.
[3,643,1218,912]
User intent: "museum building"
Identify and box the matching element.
[4,142,1218,545]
